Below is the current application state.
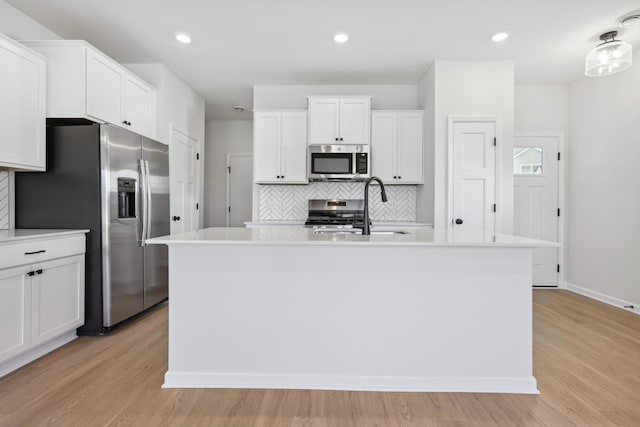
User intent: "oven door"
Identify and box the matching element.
[309,152,355,179]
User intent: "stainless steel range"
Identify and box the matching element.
[305,199,364,227]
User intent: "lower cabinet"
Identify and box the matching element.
[31,256,84,347]
[0,234,86,376]
[0,265,31,364]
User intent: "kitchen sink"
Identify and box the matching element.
[312,228,409,235]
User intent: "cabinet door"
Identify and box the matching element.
[339,98,370,145]
[308,98,339,145]
[396,112,423,184]
[254,112,282,183]
[31,256,84,347]
[371,112,397,183]
[123,75,156,138]
[281,112,308,183]
[0,265,31,364]
[0,35,46,171]
[86,49,123,126]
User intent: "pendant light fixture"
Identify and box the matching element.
[585,31,633,77]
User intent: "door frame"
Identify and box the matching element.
[515,131,565,288]
[226,152,253,227]
[169,123,201,232]
[447,116,501,232]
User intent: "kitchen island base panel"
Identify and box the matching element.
[163,373,537,394]
[164,244,536,394]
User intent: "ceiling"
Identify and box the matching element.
[7,0,640,120]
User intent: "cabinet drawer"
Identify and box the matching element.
[0,235,86,270]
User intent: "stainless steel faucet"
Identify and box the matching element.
[362,176,387,235]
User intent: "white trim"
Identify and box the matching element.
[225,152,253,227]
[447,115,501,232]
[567,282,640,316]
[0,331,77,378]
[9,171,15,230]
[163,372,539,394]
[514,132,565,288]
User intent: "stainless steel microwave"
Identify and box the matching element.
[308,145,370,181]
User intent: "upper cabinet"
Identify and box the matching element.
[22,41,156,139]
[307,96,370,145]
[0,34,46,171]
[254,111,307,184]
[371,111,424,184]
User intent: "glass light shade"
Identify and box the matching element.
[585,40,633,77]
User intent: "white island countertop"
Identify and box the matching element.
[148,226,559,248]
[0,229,90,243]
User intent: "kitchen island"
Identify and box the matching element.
[147,227,558,394]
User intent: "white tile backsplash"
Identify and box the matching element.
[0,171,9,229]
[258,182,416,221]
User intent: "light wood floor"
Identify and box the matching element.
[1,290,639,426]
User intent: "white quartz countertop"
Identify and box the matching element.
[0,229,89,243]
[147,227,559,248]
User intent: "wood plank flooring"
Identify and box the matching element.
[1,290,639,426]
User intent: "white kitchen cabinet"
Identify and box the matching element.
[254,111,307,184]
[86,48,122,126]
[0,265,31,364]
[30,255,84,347]
[308,96,370,145]
[0,34,46,171]
[371,111,423,184]
[0,232,86,377]
[22,40,157,139]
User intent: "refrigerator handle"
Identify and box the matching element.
[145,160,152,241]
[139,159,148,247]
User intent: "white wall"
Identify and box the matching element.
[515,85,569,132]
[204,120,253,227]
[253,85,418,110]
[125,63,206,228]
[432,61,515,233]
[567,53,640,309]
[416,66,435,224]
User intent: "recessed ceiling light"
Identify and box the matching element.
[176,33,192,44]
[491,32,509,42]
[334,33,349,44]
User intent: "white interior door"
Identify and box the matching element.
[514,134,560,286]
[227,153,253,227]
[450,121,496,233]
[170,129,199,234]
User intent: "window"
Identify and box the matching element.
[513,147,543,175]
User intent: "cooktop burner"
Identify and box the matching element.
[304,199,364,227]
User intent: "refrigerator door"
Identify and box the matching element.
[102,125,145,327]
[142,138,170,308]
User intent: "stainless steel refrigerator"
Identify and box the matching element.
[16,122,169,334]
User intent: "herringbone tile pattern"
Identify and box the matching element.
[0,171,9,230]
[258,182,416,221]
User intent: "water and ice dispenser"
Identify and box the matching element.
[117,178,137,218]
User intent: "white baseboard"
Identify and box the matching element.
[163,372,539,394]
[0,331,77,378]
[566,282,639,315]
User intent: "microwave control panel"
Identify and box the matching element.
[355,153,368,174]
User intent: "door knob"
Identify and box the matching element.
[173,216,181,221]
[455,218,463,225]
